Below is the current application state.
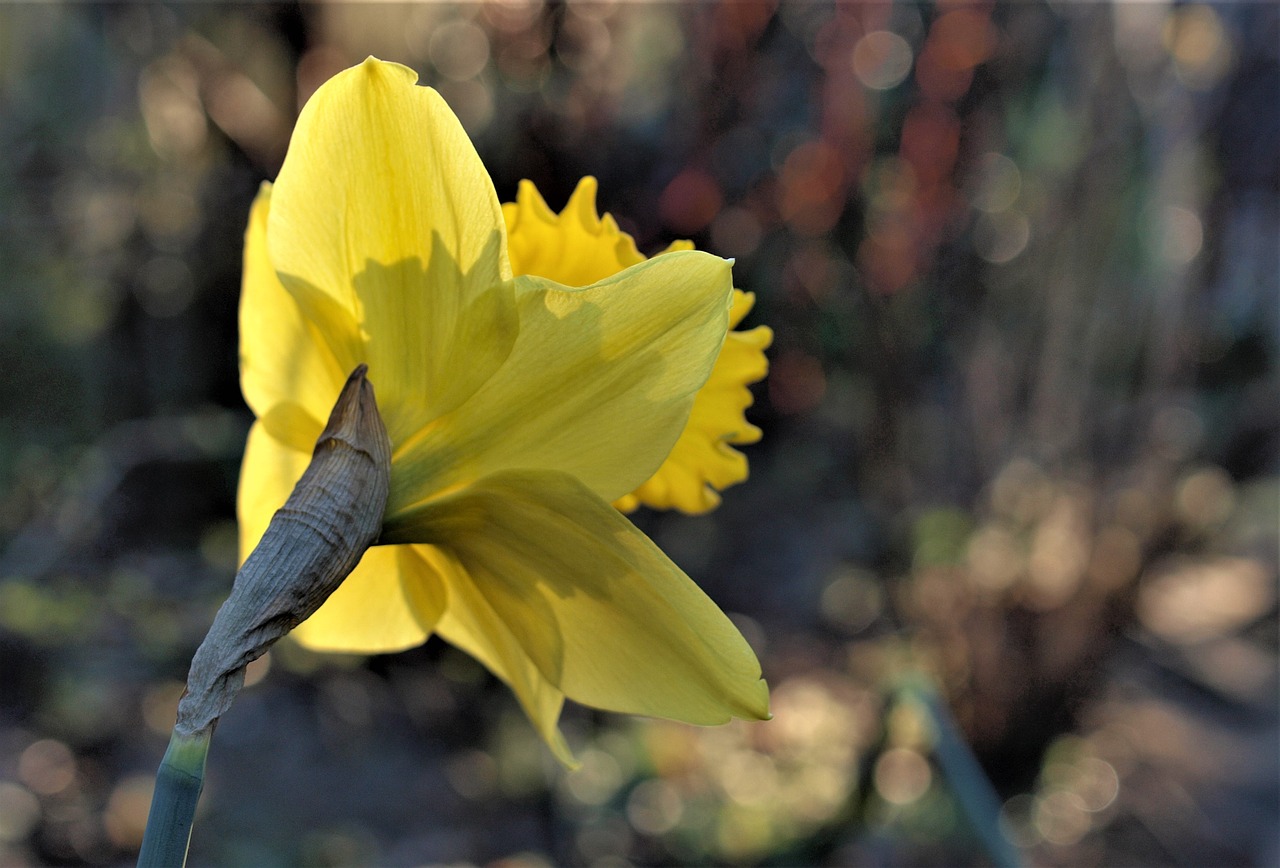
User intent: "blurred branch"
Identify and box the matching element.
[0,409,246,579]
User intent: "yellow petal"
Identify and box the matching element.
[236,420,311,562]
[387,470,771,726]
[618,295,773,514]
[291,545,447,654]
[504,177,645,286]
[386,250,734,516]
[502,179,771,514]
[422,546,576,766]
[239,183,347,440]
[268,58,516,443]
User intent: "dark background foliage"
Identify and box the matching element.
[0,2,1275,866]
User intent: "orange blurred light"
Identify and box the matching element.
[659,168,724,235]
[914,40,974,102]
[858,227,917,296]
[931,8,997,71]
[769,350,827,414]
[899,103,961,186]
[778,139,848,235]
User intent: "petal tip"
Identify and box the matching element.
[357,56,418,83]
[739,678,772,721]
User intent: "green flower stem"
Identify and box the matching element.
[137,728,211,868]
[135,367,390,866]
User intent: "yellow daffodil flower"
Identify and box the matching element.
[503,178,773,514]
[237,58,769,764]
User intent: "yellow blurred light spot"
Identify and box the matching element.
[820,566,884,633]
[770,679,836,746]
[136,255,195,319]
[138,55,208,158]
[998,793,1041,848]
[437,79,496,134]
[969,152,1022,213]
[564,748,623,806]
[17,739,76,796]
[1159,205,1204,267]
[1072,757,1120,813]
[1175,465,1235,529]
[202,67,290,166]
[446,749,498,800]
[430,19,491,81]
[1163,4,1233,90]
[990,458,1054,524]
[1034,790,1091,846]
[852,31,914,90]
[626,779,684,835]
[0,782,40,842]
[874,747,932,805]
[1087,526,1142,591]
[886,699,934,751]
[1026,495,1090,610]
[103,774,155,849]
[719,750,779,806]
[966,524,1023,592]
[974,209,1030,264]
[135,186,200,244]
[716,803,776,860]
[59,185,136,255]
[1138,555,1274,644]
[787,763,848,822]
[641,721,701,778]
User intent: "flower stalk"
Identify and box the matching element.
[136,729,209,868]
[137,364,391,866]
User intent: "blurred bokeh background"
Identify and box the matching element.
[0,1,1276,866]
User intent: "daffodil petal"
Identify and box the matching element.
[291,545,446,654]
[239,183,347,433]
[388,470,771,726]
[422,546,575,766]
[616,294,773,514]
[268,58,516,442]
[385,251,733,514]
[236,420,311,562]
